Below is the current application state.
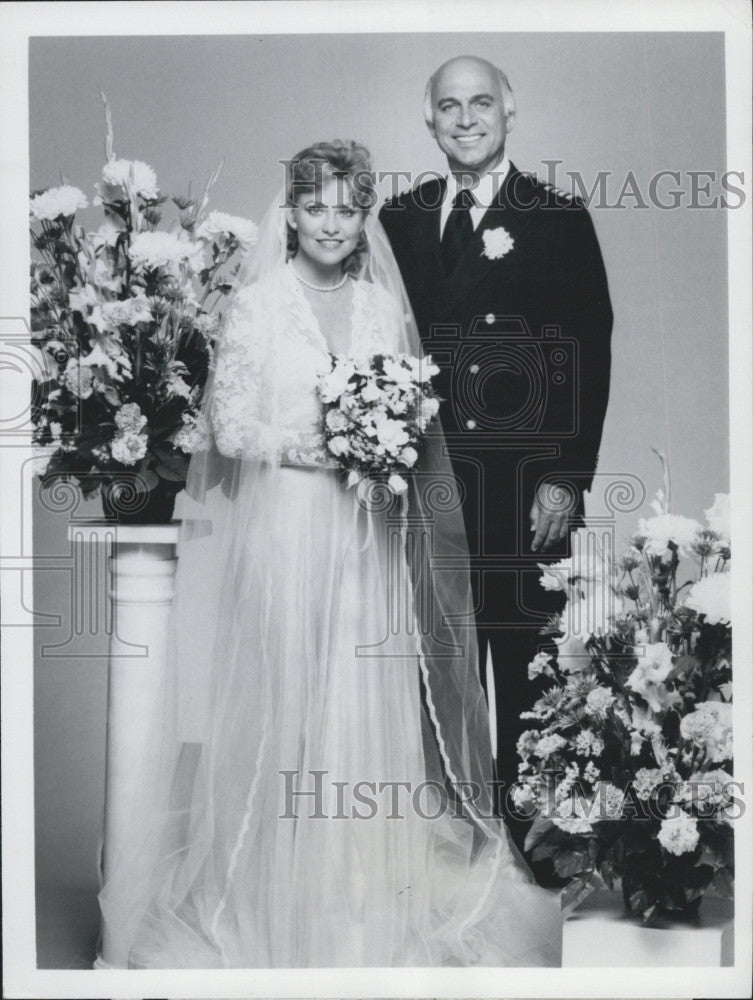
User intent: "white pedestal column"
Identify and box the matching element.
[562,887,734,967]
[67,521,181,967]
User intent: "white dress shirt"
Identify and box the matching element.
[439,156,511,238]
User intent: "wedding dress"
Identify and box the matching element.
[96,212,562,969]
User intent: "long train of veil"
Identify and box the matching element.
[96,187,561,968]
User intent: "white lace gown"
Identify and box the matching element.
[103,266,562,969]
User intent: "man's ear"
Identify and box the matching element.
[425,116,437,140]
[505,111,516,135]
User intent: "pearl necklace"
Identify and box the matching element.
[292,267,348,292]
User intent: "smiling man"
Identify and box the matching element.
[380,56,613,854]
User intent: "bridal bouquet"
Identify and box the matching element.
[517,455,733,923]
[30,97,256,519]
[317,353,440,495]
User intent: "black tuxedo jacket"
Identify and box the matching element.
[380,165,613,562]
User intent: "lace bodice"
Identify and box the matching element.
[211,265,403,466]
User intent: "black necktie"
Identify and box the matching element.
[441,188,475,275]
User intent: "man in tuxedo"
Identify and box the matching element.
[380,56,613,847]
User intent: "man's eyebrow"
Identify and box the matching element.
[437,92,497,104]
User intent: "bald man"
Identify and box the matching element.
[380,56,613,850]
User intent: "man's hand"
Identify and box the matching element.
[529,481,576,552]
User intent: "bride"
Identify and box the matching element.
[96,140,562,968]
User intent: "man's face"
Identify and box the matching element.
[427,59,512,176]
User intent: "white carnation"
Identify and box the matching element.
[680,701,733,763]
[100,158,159,199]
[633,767,663,800]
[399,445,418,468]
[128,231,204,272]
[481,226,515,260]
[62,358,94,399]
[533,733,567,759]
[114,402,147,433]
[585,686,615,718]
[30,185,88,221]
[195,211,258,248]
[637,513,703,558]
[111,431,148,466]
[657,810,700,856]
[684,572,731,625]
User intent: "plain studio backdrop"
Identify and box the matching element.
[30,31,730,942]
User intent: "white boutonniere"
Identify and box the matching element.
[481,226,515,260]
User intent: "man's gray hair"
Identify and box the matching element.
[423,59,516,126]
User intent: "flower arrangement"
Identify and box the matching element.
[517,454,733,923]
[317,353,440,495]
[30,97,256,520]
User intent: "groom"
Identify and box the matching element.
[380,56,613,843]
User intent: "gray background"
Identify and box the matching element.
[31,32,729,896]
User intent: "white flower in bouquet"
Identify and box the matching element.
[680,701,733,763]
[527,650,555,680]
[319,359,355,403]
[164,371,192,400]
[62,358,94,399]
[325,409,349,433]
[511,782,536,811]
[195,211,258,248]
[173,411,209,454]
[359,379,382,403]
[629,704,663,755]
[516,729,540,760]
[633,766,667,801]
[99,294,153,329]
[625,642,679,712]
[684,572,731,625]
[585,685,615,718]
[80,342,132,381]
[99,158,159,200]
[114,402,147,433]
[675,769,734,812]
[704,492,730,542]
[90,219,123,248]
[327,435,350,458]
[553,796,593,834]
[374,412,409,454]
[399,446,419,468]
[553,630,591,674]
[69,283,99,317]
[91,257,123,293]
[30,185,88,221]
[533,733,568,759]
[111,431,148,466]
[574,729,604,757]
[387,473,408,495]
[657,810,700,856]
[591,781,624,822]
[637,512,703,558]
[382,356,416,389]
[128,231,204,272]
[418,396,440,430]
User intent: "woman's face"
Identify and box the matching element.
[289,175,365,272]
